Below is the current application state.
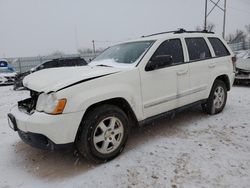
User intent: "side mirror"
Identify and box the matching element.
[145,55,173,71]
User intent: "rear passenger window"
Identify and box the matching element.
[151,39,184,64]
[185,38,211,61]
[208,37,230,57]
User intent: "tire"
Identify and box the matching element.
[202,80,227,115]
[76,104,130,163]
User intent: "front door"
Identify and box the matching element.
[140,38,189,118]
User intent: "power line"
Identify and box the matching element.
[204,0,227,38]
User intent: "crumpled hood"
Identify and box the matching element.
[23,65,122,93]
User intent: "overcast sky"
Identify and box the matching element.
[0,0,250,57]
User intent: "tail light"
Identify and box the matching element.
[232,56,237,64]
[232,55,237,72]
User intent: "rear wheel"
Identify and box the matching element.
[76,105,129,163]
[202,80,227,115]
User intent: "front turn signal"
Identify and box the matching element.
[52,99,67,115]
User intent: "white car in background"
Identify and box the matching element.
[0,60,16,85]
[235,50,250,84]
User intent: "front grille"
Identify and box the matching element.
[18,90,39,114]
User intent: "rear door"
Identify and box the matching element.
[185,37,213,102]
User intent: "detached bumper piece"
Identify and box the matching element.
[18,130,74,151]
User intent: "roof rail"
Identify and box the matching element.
[174,29,214,34]
[141,28,214,38]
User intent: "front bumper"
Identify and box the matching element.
[8,106,84,148]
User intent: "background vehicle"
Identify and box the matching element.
[13,57,87,90]
[235,50,250,84]
[8,29,235,163]
[0,59,16,85]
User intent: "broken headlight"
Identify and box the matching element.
[36,92,67,115]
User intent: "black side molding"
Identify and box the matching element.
[139,99,207,126]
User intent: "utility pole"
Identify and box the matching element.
[204,0,208,30]
[204,0,227,39]
[92,40,96,55]
[222,0,227,39]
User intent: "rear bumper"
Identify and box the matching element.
[229,73,236,89]
[8,105,84,146]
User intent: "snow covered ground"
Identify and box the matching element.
[0,85,250,188]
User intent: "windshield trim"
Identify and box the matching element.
[135,40,155,67]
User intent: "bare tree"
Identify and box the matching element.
[196,22,215,32]
[245,24,250,34]
[77,48,105,55]
[77,48,93,54]
[48,50,65,57]
[228,30,246,43]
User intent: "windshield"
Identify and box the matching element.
[90,41,154,67]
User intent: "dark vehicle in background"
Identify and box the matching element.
[235,50,250,84]
[13,57,87,90]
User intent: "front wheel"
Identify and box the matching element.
[76,105,129,163]
[202,80,227,115]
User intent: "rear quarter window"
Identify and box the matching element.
[208,37,230,57]
[185,38,211,61]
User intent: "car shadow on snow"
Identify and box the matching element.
[13,106,209,181]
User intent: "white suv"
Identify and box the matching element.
[8,29,235,162]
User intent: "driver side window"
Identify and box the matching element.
[151,39,184,64]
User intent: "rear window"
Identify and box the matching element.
[208,37,230,57]
[185,38,211,61]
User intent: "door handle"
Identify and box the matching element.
[177,69,188,76]
[208,63,216,68]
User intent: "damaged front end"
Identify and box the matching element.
[18,90,40,114]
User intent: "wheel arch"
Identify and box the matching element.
[214,74,231,91]
[74,97,139,142]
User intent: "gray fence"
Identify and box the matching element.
[6,53,96,73]
[229,41,250,52]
